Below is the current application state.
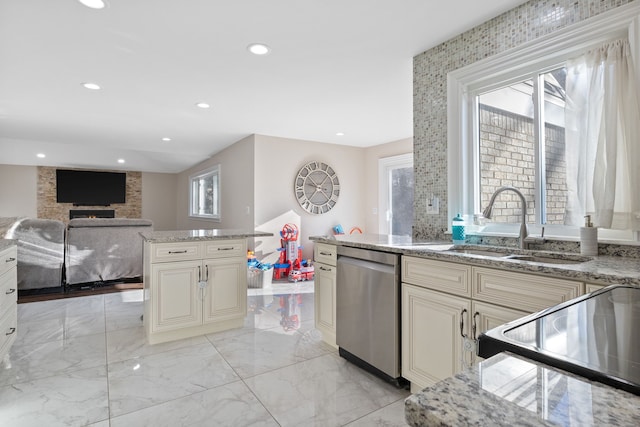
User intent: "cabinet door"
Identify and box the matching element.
[402,284,471,390]
[202,257,247,323]
[314,262,337,347]
[586,283,605,293]
[472,300,529,337]
[150,261,202,332]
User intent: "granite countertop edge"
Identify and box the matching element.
[309,235,640,287]
[141,230,273,243]
[404,352,640,427]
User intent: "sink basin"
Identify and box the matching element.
[504,254,590,265]
[443,246,591,264]
[444,247,512,257]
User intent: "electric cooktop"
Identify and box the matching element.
[478,285,640,395]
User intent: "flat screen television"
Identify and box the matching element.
[56,169,126,205]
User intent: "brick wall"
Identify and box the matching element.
[37,166,142,223]
[479,105,566,225]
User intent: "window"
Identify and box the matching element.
[378,154,414,236]
[189,165,220,220]
[477,68,567,226]
[448,4,640,241]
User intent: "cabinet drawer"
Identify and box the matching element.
[402,257,472,297]
[314,243,337,266]
[203,240,246,259]
[0,306,17,357]
[0,267,17,316]
[149,242,202,263]
[0,246,17,277]
[472,267,583,313]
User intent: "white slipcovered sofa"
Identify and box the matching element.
[65,218,153,286]
[2,217,66,291]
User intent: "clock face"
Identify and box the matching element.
[294,161,340,214]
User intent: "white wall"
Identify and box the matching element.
[363,138,413,234]
[254,135,367,260]
[0,164,37,217]
[142,172,178,230]
[176,135,255,231]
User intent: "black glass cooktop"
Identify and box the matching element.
[478,285,640,395]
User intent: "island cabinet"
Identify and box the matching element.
[144,239,247,345]
[314,242,337,347]
[0,245,17,364]
[401,256,584,393]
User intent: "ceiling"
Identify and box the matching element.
[0,0,527,173]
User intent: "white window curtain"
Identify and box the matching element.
[564,39,640,230]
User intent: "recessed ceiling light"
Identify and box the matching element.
[78,0,106,9]
[196,102,210,109]
[247,43,271,55]
[82,82,101,90]
[162,137,171,142]
[36,153,46,158]
[117,159,125,164]
[336,132,345,136]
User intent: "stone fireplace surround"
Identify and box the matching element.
[37,167,142,223]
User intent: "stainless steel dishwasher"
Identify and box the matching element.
[336,245,404,386]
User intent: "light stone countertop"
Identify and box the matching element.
[404,352,640,427]
[140,229,273,243]
[0,239,16,252]
[309,234,640,286]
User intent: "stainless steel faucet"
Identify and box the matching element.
[482,186,529,249]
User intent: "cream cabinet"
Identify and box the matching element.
[0,245,18,365]
[471,266,583,313]
[401,255,585,392]
[402,283,470,393]
[144,239,247,344]
[314,243,337,347]
[586,283,606,293]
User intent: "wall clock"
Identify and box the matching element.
[294,161,340,215]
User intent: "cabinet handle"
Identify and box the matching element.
[198,265,202,281]
[472,312,480,340]
[5,257,15,263]
[319,251,333,256]
[217,247,234,251]
[205,265,209,281]
[5,288,16,295]
[460,308,467,338]
[5,327,16,336]
[168,250,188,254]
[319,266,332,272]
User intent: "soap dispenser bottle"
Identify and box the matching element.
[580,215,598,256]
[452,214,465,245]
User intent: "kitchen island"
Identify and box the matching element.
[141,229,272,344]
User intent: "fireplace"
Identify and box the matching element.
[69,209,115,219]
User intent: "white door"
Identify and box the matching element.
[379,153,413,236]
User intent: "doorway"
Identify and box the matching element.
[378,153,414,236]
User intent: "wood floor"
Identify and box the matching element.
[17,282,143,304]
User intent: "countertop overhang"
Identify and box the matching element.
[141,229,273,243]
[309,234,640,287]
[404,352,640,427]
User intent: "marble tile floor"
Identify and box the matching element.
[0,286,410,426]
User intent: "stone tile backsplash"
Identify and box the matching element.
[413,0,637,241]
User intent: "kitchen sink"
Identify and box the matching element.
[444,247,512,257]
[503,254,590,265]
[443,246,591,264]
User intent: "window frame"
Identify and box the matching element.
[447,4,639,242]
[189,164,221,221]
